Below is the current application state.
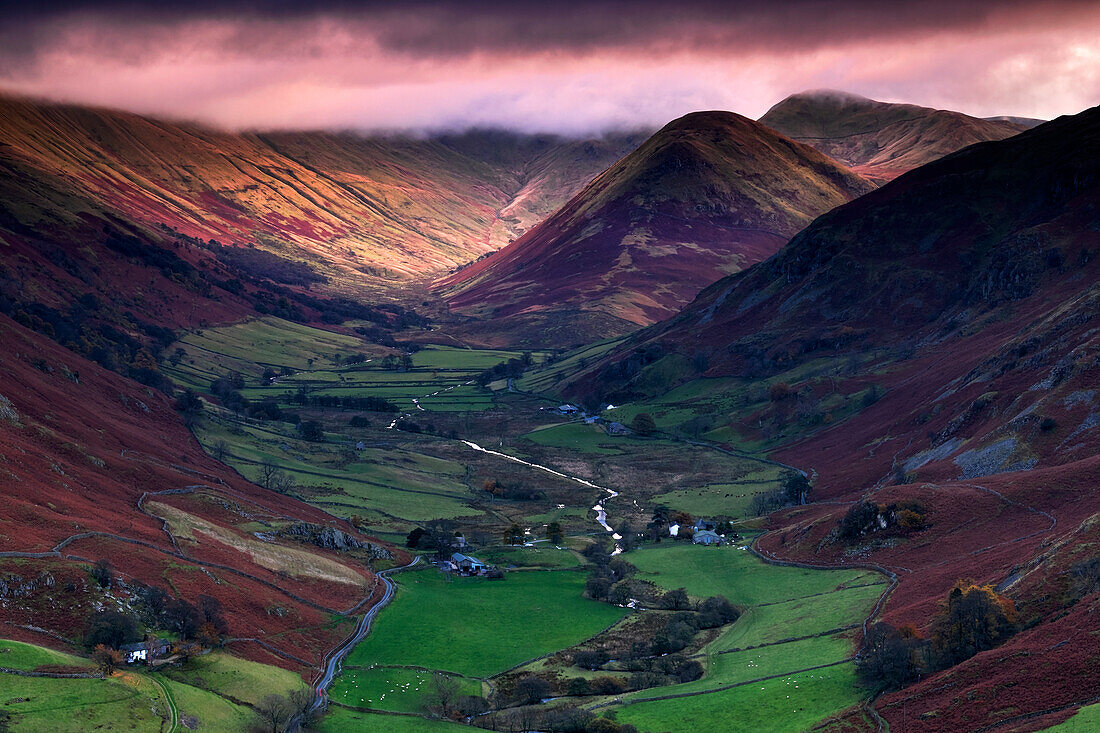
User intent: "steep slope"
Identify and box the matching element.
[0,314,395,671]
[0,93,638,285]
[436,111,874,344]
[567,106,1100,729]
[760,89,1030,181]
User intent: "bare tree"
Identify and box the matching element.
[253,693,294,733]
[425,673,461,717]
[212,440,229,462]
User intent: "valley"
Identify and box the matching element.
[1,72,1098,733]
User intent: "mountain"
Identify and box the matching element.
[0,93,641,284]
[436,111,874,344]
[760,89,1030,181]
[566,106,1100,729]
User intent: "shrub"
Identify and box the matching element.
[573,650,609,670]
[630,412,657,436]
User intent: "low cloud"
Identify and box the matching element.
[1,1,1098,132]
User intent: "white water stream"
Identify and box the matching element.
[461,440,623,552]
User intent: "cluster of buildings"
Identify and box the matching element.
[669,518,740,546]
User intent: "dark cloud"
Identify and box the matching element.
[0,0,1096,132]
[5,1,1097,59]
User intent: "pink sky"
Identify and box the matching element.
[1,1,1098,133]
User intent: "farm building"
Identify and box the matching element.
[693,530,724,546]
[119,638,171,664]
[451,553,489,575]
[558,404,580,415]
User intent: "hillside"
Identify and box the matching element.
[436,111,874,344]
[760,90,1029,181]
[0,93,640,285]
[0,313,394,672]
[561,106,1100,729]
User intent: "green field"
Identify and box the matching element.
[0,673,167,732]
[585,543,884,731]
[162,650,308,707]
[0,639,91,670]
[615,662,861,732]
[163,676,256,733]
[318,706,471,732]
[524,422,628,455]
[347,568,627,677]
[1045,704,1100,731]
[331,667,481,713]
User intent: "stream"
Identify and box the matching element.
[460,440,623,552]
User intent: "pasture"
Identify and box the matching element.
[330,666,481,713]
[346,568,626,677]
[586,543,885,731]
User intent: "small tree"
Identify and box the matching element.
[505,523,523,546]
[631,413,656,436]
[298,420,324,442]
[212,439,229,462]
[546,521,564,545]
[92,644,123,677]
[513,675,551,705]
[425,673,461,717]
[254,693,294,733]
[90,559,112,588]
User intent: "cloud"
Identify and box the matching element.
[1,1,1098,132]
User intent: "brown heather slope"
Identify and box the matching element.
[0,93,641,284]
[569,106,1100,730]
[0,313,396,672]
[760,89,1029,182]
[436,111,874,345]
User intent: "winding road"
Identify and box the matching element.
[309,555,422,715]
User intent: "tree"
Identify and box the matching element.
[84,611,139,649]
[257,461,294,494]
[298,420,324,442]
[90,559,112,588]
[929,582,1017,670]
[857,622,926,692]
[546,521,564,545]
[662,587,690,611]
[783,472,811,505]
[630,412,656,436]
[420,519,458,559]
[164,598,202,640]
[505,523,524,546]
[406,527,426,549]
[212,439,229,462]
[92,644,123,677]
[174,388,203,426]
[513,675,552,705]
[425,673,461,717]
[254,693,294,733]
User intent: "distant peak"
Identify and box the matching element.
[783,89,874,105]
